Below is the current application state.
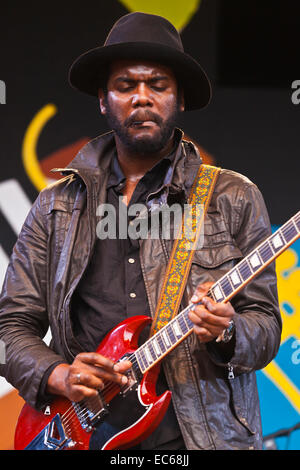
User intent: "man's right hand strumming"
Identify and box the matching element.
[46,352,132,402]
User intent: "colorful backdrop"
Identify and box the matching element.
[0,0,299,450]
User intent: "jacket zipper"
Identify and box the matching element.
[227,362,235,380]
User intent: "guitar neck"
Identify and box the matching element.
[133,211,300,374]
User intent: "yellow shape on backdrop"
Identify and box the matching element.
[118,0,201,31]
[22,104,57,192]
[263,361,300,414]
[263,248,300,413]
[276,248,300,342]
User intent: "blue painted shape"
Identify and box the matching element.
[257,224,300,450]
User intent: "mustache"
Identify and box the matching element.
[124,111,163,127]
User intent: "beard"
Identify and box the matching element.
[103,99,180,155]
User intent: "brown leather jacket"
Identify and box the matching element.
[0,129,281,450]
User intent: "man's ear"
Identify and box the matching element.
[98,89,107,115]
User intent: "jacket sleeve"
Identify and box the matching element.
[0,192,66,409]
[206,181,282,374]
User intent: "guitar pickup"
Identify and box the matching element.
[115,353,142,397]
[120,367,139,396]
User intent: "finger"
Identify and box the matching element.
[113,360,132,373]
[190,282,214,303]
[70,370,105,390]
[75,352,116,370]
[76,353,132,376]
[189,306,231,329]
[69,384,100,402]
[192,325,216,343]
[94,367,129,386]
[202,297,234,318]
[72,364,129,387]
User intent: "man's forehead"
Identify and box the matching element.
[108,59,175,79]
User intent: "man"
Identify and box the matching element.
[0,12,281,450]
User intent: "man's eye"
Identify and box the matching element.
[151,82,167,91]
[119,84,135,92]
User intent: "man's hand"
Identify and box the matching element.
[47,352,132,402]
[188,282,235,343]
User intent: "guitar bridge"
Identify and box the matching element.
[72,391,109,432]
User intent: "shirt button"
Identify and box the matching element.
[128,258,135,264]
[129,292,136,298]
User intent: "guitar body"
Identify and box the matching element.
[14,315,172,450]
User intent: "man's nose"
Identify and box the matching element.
[132,83,153,107]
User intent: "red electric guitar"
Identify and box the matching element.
[14,212,300,450]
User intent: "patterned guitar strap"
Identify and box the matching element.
[150,164,221,337]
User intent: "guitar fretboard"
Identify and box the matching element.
[132,211,300,374]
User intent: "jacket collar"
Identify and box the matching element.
[51,128,203,202]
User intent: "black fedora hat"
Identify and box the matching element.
[68,12,212,111]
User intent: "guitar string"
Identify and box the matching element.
[62,304,198,430]
[61,217,284,429]
[59,214,300,434]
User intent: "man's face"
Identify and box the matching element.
[98,60,184,154]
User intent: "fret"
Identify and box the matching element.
[166,323,176,344]
[291,218,299,233]
[162,329,171,347]
[173,319,182,337]
[295,213,300,230]
[238,259,252,281]
[219,275,233,298]
[139,348,149,369]
[229,268,242,288]
[282,220,298,243]
[248,251,262,272]
[212,283,225,302]
[258,240,273,263]
[148,341,157,362]
[178,315,189,335]
[183,307,194,329]
[136,349,147,372]
[152,338,161,356]
[270,232,284,252]
[226,272,235,290]
[131,355,143,378]
[156,333,167,354]
[135,351,145,373]
[210,289,217,302]
[144,345,153,364]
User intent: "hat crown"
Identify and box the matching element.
[104,12,184,52]
[68,12,211,110]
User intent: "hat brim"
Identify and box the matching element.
[68,42,212,111]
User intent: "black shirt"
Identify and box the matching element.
[71,150,185,450]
